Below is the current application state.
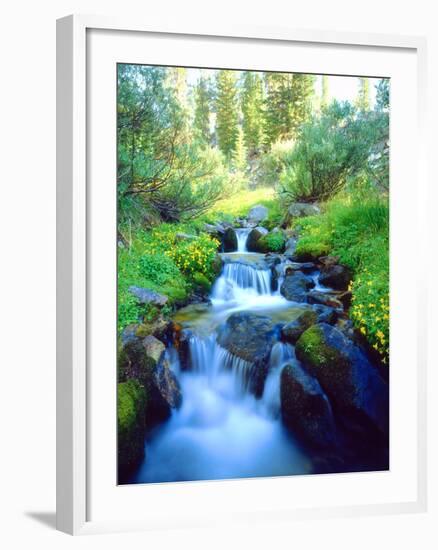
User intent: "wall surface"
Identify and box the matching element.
[0,0,436,548]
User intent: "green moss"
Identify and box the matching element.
[192,272,212,292]
[295,325,341,368]
[118,380,147,471]
[257,232,286,253]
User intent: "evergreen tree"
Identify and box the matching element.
[321,75,330,110]
[194,75,211,143]
[215,70,239,159]
[290,74,315,133]
[376,79,390,111]
[356,77,371,112]
[241,72,264,154]
[264,72,315,145]
[233,126,247,171]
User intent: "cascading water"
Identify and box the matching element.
[235,228,251,253]
[130,238,313,484]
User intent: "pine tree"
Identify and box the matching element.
[376,79,390,111]
[290,74,315,134]
[356,77,371,112]
[264,72,315,145]
[241,72,264,154]
[194,75,211,143]
[321,75,330,110]
[215,70,239,159]
[233,126,247,171]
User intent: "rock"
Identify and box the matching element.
[118,333,182,427]
[175,232,197,241]
[284,261,316,275]
[222,227,238,252]
[281,310,318,344]
[280,363,337,449]
[246,226,268,252]
[307,290,344,310]
[319,264,352,290]
[312,304,338,325]
[284,202,320,225]
[336,290,353,310]
[295,324,389,438]
[284,237,297,256]
[118,380,147,475]
[142,335,166,364]
[248,204,269,223]
[217,312,276,396]
[204,222,225,235]
[280,272,315,302]
[128,286,168,307]
[173,327,193,371]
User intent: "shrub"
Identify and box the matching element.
[257,140,294,186]
[279,102,383,203]
[166,233,220,281]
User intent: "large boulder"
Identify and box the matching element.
[117,379,147,476]
[118,333,182,427]
[307,290,344,310]
[281,309,318,344]
[280,272,315,302]
[248,204,269,223]
[280,362,337,449]
[128,286,168,307]
[319,264,352,290]
[283,202,320,225]
[295,324,389,438]
[246,226,268,252]
[222,227,238,252]
[312,304,338,325]
[142,335,182,425]
[217,312,276,396]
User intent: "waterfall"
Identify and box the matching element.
[211,261,272,304]
[261,342,295,418]
[235,228,250,253]
[189,333,256,396]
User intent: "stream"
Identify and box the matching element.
[128,228,333,483]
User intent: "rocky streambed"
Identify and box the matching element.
[118,209,389,483]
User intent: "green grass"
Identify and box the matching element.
[208,186,283,229]
[294,193,389,362]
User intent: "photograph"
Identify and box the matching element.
[116,63,390,485]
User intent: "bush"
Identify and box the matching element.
[257,140,294,186]
[295,193,389,361]
[279,102,383,203]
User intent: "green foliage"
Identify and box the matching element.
[257,140,294,186]
[376,79,390,112]
[264,73,315,145]
[356,77,371,112]
[118,223,221,331]
[194,75,212,143]
[233,127,247,172]
[294,193,389,360]
[321,75,330,111]
[148,144,229,222]
[209,187,276,219]
[279,102,382,202]
[241,72,265,153]
[215,70,239,159]
[257,231,286,253]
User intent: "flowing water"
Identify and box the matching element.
[130,233,315,483]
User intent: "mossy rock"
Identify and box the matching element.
[295,323,389,438]
[118,380,147,474]
[192,271,212,293]
[281,309,318,344]
[256,232,286,253]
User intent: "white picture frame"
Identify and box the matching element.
[56,14,428,535]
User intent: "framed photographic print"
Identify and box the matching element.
[57,15,427,535]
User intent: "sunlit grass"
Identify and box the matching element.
[210,186,276,218]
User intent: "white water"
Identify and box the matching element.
[131,231,313,483]
[235,228,251,252]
